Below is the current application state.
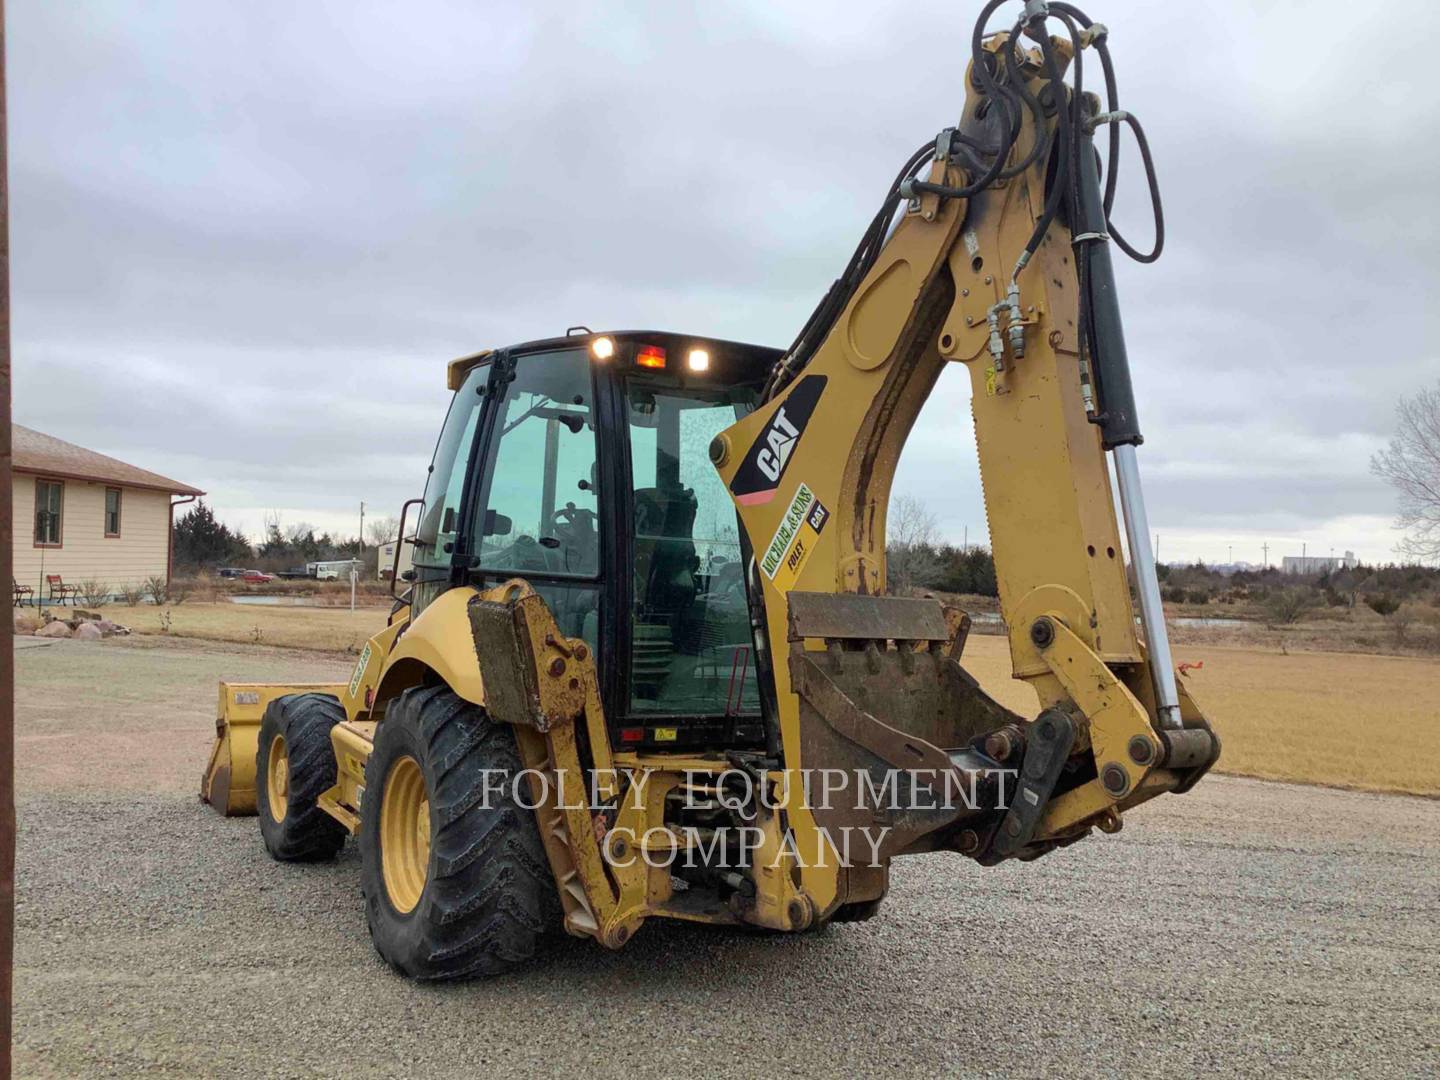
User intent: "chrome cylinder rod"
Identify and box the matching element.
[1112,443,1182,730]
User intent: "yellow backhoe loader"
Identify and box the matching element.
[201,0,1219,979]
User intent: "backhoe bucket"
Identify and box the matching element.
[785,592,1028,859]
[200,681,347,815]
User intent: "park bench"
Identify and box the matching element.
[46,575,81,605]
[13,579,33,607]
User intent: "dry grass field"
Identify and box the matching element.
[112,601,388,653]
[104,601,1438,797]
[961,635,1439,797]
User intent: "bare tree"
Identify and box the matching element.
[886,494,942,594]
[366,515,401,548]
[283,521,317,544]
[1373,383,1440,559]
[889,494,938,549]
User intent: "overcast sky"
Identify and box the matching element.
[10,0,1439,565]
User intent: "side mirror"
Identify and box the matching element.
[483,509,513,537]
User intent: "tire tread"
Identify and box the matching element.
[256,693,347,863]
[360,687,560,980]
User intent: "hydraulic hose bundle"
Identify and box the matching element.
[763,0,1164,420]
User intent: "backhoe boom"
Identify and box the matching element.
[714,8,1217,890]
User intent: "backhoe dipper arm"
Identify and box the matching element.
[715,1,1217,895]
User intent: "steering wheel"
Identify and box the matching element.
[495,534,552,571]
[549,504,598,573]
[554,504,598,532]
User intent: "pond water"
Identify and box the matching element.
[957,612,1249,630]
[229,596,321,607]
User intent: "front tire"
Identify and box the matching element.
[359,686,560,980]
[256,693,348,862]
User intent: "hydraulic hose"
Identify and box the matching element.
[765,0,1165,400]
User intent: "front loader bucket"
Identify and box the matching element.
[200,681,348,815]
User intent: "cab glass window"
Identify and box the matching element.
[410,364,487,610]
[626,383,759,716]
[469,349,600,648]
[472,350,599,578]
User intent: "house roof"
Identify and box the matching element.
[12,425,204,496]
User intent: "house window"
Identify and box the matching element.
[35,479,64,547]
[105,487,123,537]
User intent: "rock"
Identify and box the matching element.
[74,609,101,621]
[74,622,104,641]
[13,610,42,634]
[93,619,130,637]
[35,621,73,639]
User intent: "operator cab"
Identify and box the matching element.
[408,330,782,752]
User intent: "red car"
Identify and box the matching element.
[239,570,275,583]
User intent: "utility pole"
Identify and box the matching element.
[1154,533,1160,563]
[358,500,365,553]
[1228,544,1233,565]
[1262,542,1269,568]
[963,525,967,551]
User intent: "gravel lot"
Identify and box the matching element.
[13,637,1440,1078]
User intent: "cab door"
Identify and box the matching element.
[461,347,605,654]
[620,378,764,748]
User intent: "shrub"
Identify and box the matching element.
[1364,593,1401,617]
[1162,586,1187,604]
[1262,586,1321,626]
[77,579,111,607]
[1389,604,1417,646]
[145,575,169,605]
[119,583,145,606]
[1186,589,1210,605]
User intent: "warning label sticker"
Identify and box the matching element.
[760,482,830,590]
[348,641,372,699]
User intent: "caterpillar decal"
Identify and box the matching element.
[729,375,827,505]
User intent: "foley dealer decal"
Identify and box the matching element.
[761,482,830,591]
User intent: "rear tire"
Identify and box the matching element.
[359,686,561,980]
[256,693,348,862]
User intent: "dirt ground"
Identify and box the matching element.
[12,635,1440,1077]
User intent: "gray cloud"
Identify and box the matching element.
[10,0,1439,561]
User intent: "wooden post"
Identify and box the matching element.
[0,0,17,1073]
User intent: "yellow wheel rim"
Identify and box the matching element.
[266,733,289,823]
[380,755,430,914]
